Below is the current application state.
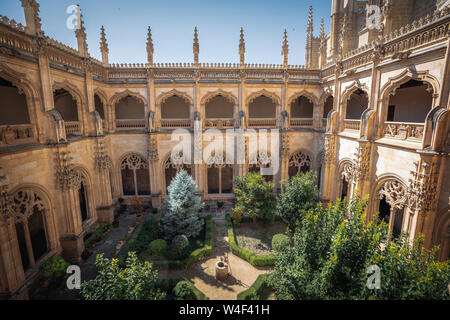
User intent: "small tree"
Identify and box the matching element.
[161,169,204,240]
[277,171,319,234]
[80,252,165,300]
[272,195,450,300]
[233,172,277,224]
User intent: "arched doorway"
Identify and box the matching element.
[120,154,150,196]
[206,153,234,194]
[376,179,407,239]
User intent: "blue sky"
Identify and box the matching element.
[0,0,331,65]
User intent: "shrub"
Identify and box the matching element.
[81,252,165,300]
[231,207,244,226]
[170,234,189,258]
[148,239,167,256]
[237,273,273,300]
[152,207,158,214]
[173,280,197,300]
[278,171,319,234]
[271,234,290,252]
[216,201,224,209]
[161,170,204,240]
[233,173,277,224]
[42,256,69,278]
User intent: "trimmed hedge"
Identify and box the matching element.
[157,277,209,300]
[237,273,273,300]
[155,215,213,270]
[226,214,276,267]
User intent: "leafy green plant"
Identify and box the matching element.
[231,206,244,226]
[216,201,225,209]
[172,280,197,300]
[148,239,167,256]
[277,171,319,234]
[272,195,450,300]
[271,233,289,252]
[171,234,189,258]
[81,252,165,300]
[42,256,69,278]
[233,173,277,225]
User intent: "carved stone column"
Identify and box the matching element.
[322,133,337,201]
[95,139,113,224]
[280,131,290,183]
[148,134,161,208]
[353,140,373,200]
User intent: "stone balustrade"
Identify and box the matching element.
[384,121,424,142]
[343,119,361,132]
[0,124,34,146]
[160,119,191,129]
[115,119,146,130]
[65,121,81,136]
[248,118,277,128]
[290,118,313,128]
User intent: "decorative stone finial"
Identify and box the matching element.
[307,6,313,35]
[239,27,245,65]
[20,0,43,36]
[193,26,199,66]
[75,5,89,57]
[100,26,109,66]
[147,26,154,66]
[282,29,289,67]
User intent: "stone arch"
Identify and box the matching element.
[288,150,313,177]
[378,68,440,139]
[72,166,95,224]
[109,89,147,109]
[93,88,108,121]
[201,89,237,121]
[205,151,234,195]
[341,81,369,122]
[246,89,281,107]
[287,90,319,108]
[337,158,355,200]
[118,152,150,196]
[9,184,56,273]
[288,92,317,119]
[371,174,408,238]
[320,89,335,120]
[246,90,280,122]
[161,151,192,195]
[0,63,40,140]
[433,209,450,261]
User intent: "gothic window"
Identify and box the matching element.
[291,96,314,118]
[0,77,30,125]
[205,95,234,119]
[376,179,407,239]
[161,95,190,119]
[164,155,192,192]
[54,89,78,121]
[249,152,273,182]
[288,151,312,177]
[341,177,349,199]
[115,96,145,120]
[387,80,433,123]
[206,154,233,194]
[78,181,88,222]
[120,154,150,196]
[12,189,49,272]
[249,95,276,118]
[346,89,368,120]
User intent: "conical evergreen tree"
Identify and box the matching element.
[161,169,204,240]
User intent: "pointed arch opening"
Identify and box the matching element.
[288,151,312,177]
[115,95,146,130]
[248,95,277,128]
[120,153,150,196]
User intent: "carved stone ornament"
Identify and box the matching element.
[377,179,407,210]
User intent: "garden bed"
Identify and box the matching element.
[237,273,274,300]
[118,215,212,270]
[234,219,286,255]
[226,214,278,267]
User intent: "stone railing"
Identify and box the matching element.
[343,119,361,132]
[383,121,424,142]
[248,118,277,128]
[204,118,235,129]
[290,118,313,128]
[115,119,146,130]
[65,121,81,136]
[160,119,191,129]
[0,124,34,146]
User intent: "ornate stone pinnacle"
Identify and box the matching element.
[193,26,199,64]
[239,27,245,65]
[307,5,313,34]
[147,26,154,65]
[75,5,89,57]
[282,29,288,66]
[320,17,325,39]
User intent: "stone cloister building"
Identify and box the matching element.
[0,0,449,298]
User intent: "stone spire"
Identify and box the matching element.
[239,27,245,66]
[319,17,325,40]
[319,17,327,68]
[75,5,89,57]
[193,26,199,66]
[100,26,109,66]
[305,6,314,68]
[20,0,43,36]
[282,29,289,67]
[146,26,154,66]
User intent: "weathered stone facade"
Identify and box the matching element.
[0,0,449,298]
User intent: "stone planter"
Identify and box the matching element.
[215,260,228,281]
